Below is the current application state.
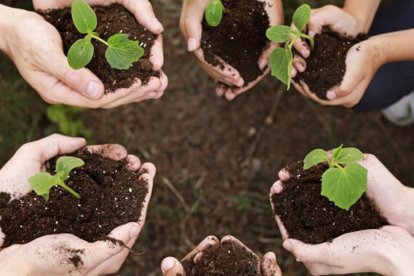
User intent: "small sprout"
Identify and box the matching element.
[266,4,315,89]
[303,145,367,210]
[205,0,224,27]
[67,0,144,70]
[29,156,84,201]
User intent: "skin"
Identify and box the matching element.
[180,0,283,101]
[270,153,414,275]
[291,1,414,108]
[0,134,156,275]
[160,235,282,276]
[0,0,167,108]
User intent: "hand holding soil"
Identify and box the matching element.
[269,153,414,275]
[290,4,382,107]
[0,134,155,275]
[180,0,283,101]
[160,235,282,276]
[19,0,167,108]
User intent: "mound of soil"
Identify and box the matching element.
[201,0,270,88]
[41,4,159,92]
[271,161,388,244]
[295,29,367,99]
[0,148,148,249]
[182,239,259,276]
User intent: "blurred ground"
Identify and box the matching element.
[0,0,413,276]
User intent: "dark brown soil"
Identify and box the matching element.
[0,149,148,249]
[182,239,259,276]
[271,161,388,244]
[295,29,367,99]
[41,4,159,93]
[201,0,270,87]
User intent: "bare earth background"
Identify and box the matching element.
[0,0,413,275]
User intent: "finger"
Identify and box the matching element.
[136,168,155,228]
[86,144,128,160]
[149,35,164,71]
[221,235,256,257]
[126,155,141,171]
[278,169,290,181]
[20,134,86,163]
[161,257,185,276]
[45,46,105,99]
[119,0,164,34]
[293,38,311,58]
[275,216,289,240]
[293,55,307,73]
[261,252,282,276]
[182,236,219,262]
[283,239,329,263]
[180,1,207,51]
[270,180,284,196]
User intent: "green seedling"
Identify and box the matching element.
[205,0,224,27]
[266,4,315,89]
[67,0,144,70]
[303,145,367,210]
[29,156,84,201]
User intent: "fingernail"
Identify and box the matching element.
[268,252,276,262]
[161,257,175,272]
[152,17,164,32]
[85,80,100,98]
[187,37,198,52]
[235,78,244,87]
[301,48,310,58]
[129,223,140,239]
[283,240,292,251]
[291,68,297,78]
[326,89,337,100]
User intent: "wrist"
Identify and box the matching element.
[395,186,414,235]
[343,0,380,33]
[0,4,15,55]
[0,246,33,275]
[363,36,388,69]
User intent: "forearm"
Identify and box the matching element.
[0,4,15,55]
[343,0,381,33]
[368,29,414,66]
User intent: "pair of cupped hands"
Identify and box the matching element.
[181,1,381,107]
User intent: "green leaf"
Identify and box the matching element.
[292,4,311,32]
[56,156,85,181]
[334,147,364,165]
[105,34,145,70]
[71,0,97,34]
[266,25,292,43]
[29,173,62,201]
[303,149,329,169]
[67,38,94,69]
[205,0,224,27]
[332,144,343,161]
[321,163,368,210]
[269,48,292,89]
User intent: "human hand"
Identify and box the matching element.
[0,134,156,275]
[0,3,166,108]
[180,0,283,101]
[270,153,414,275]
[160,235,282,276]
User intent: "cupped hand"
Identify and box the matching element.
[1,2,166,109]
[160,235,282,276]
[290,5,382,107]
[269,153,414,275]
[180,0,283,101]
[0,134,156,275]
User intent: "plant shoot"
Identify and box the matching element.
[303,145,367,210]
[266,4,315,89]
[67,0,144,70]
[29,156,84,200]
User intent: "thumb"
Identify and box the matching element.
[161,257,186,276]
[46,50,105,99]
[283,239,325,263]
[181,2,206,51]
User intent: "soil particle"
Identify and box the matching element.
[271,161,388,244]
[0,149,148,249]
[41,4,159,92]
[201,0,270,88]
[295,28,367,99]
[182,240,259,276]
